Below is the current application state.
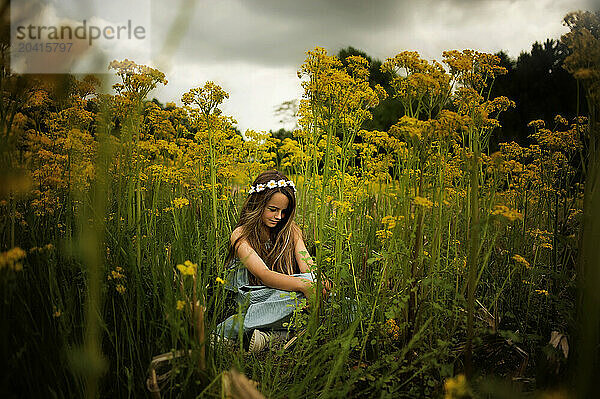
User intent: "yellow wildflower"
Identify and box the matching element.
[381,215,397,229]
[535,289,549,296]
[216,277,226,284]
[454,257,467,270]
[172,197,189,209]
[376,229,393,241]
[512,254,530,269]
[53,309,62,318]
[116,284,126,294]
[413,196,433,209]
[491,205,523,222]
[384,319,400,340]
[527,119,546,129]
[444,374,470,399]
[0,247,26,271]
[176,260,197,276]
[176,300,185,310]
[111,270,124,279]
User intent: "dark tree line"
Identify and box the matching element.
[490,39,587,150]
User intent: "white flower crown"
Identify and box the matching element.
[248,179,296,194]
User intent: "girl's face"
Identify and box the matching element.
[261,192,289,229]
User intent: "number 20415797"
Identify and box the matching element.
[16,42,73,52]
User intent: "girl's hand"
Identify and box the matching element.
[298,278,332,301]
[322,279,333,294]
[298,278,314,299]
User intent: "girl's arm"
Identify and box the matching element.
[231,228,312,295]
[293,228,332,293]
[293,229,316,274]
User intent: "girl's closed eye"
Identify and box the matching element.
[261,192,289,228]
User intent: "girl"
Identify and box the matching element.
[216,170,329,352]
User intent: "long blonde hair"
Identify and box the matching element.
[225,170,301,284]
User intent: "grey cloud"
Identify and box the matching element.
[152,0,590,68]
[152,0,414,67]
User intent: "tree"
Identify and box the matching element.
[490,39,587,150]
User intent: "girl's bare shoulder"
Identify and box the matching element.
[230,226,245,245]
[290,221,304,242]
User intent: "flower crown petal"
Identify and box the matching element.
[247,179,296,195]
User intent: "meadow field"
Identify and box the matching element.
[1,10,599,399]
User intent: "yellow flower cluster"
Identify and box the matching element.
[110,267,125,280]
[181,81,229,114]
[381,215,399,229]
[512,254,531,269]
[375,229,393,242]
[453,256,467,270]
[28,243,55,253]
[414,196,434,209]
[528,229,553,250]
[443,50,507,90]
[529,125,583,153]
[535,289,549,296]
[109,59,167,100]
[172,197,190,209]
[491,205,523,222]
[332,200,354,214]
[297,47,386,151]
[444,374,470,399]
[384,319,400,340]
[527,119,546,129]
[554,114,569,126]
[382,51,450,119]
[107,266,126,294]
[0,247,26,271]
[177,260,197,276]
[176,300,186,311]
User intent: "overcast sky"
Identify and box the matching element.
[24,0,593,133]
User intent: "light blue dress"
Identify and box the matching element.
[215,258,314,339]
